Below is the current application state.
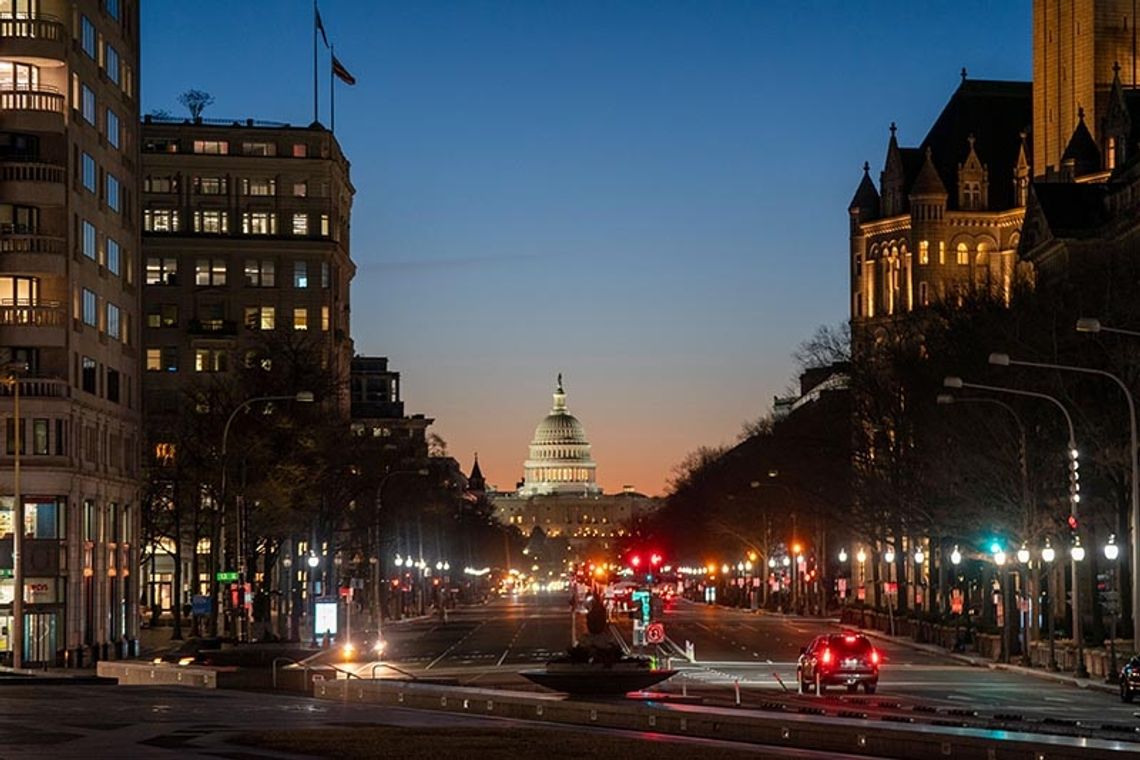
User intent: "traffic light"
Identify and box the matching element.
[1067,514,1078,532]
[1068,447,1080,505]
[649,552,662,567]
[630,555,641,568]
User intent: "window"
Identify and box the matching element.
[107,368,119,402]
[106,303,120,339]
[919,281,929,306]
[248,306,283,332]
[106,238,120,276]
[193,210,228,233]
[146,304,177,328]
[81,288,97,326]
[293,181,307,197]
[194,258,227,286]
[294,261,308,288]
[242,141,276,156]
[104,44,120,85]
[105,109,120,149]
[194,176,227,195]
[918,240,929,265]
[938,241,946,265]
[292,213,308,235]
[241,178,276,196]
[162,348,178,372]
[293,307,308,330]
[145,348,161,371]
[192,140,228,155]
[144,176,176,193]
[242,211,275,235]
[320,214,330,236]
[145,257,177,285]
[82,220,96,259]
[244,259,275,287]
[81,83,95,124]
[321,261,330,288]
[321,305,330,331]
[956,243,969,266]
[143,208,179,232]
[106,0,120,21]
[292,143,308,158]
[81,152,97,192]
[194,348,228,373]
[81,16,97,58]
[106,173,121,212]
[5,419,24,455]
[32,419,48,456]
[81,356,96,393]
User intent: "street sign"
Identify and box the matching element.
[216,571,238,582]
[646,622,665,644]
[191,594,212,616]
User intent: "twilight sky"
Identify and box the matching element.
[142,1,1030,496]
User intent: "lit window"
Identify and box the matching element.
[81,356,96,393]
[192,140,228,155]
[293,307,308,330]
[105,44,120,85]
[244,259,275,287]
[294,261,308,288]
[292,143,308,157]
[81,84,96,124]
[107,238,120,276]
[145,257,177,285]
[919,282,929,306]
[252,305,275,330]
[293,181,307,197]
[106,303,120,340]
[82,220,96,259]
[82,288,97,326]
[194,177,227,195]
[918,240,929,265]
[938,241,946,265]
[146,304,177,328]
[193,210,228,233]
[194,258,227,286]
[194,349,228,373]
[145,348,161,371]
[243,142,277,157]
[144,176,176,193]
[321,305,329,331]
[81,16,97,58]
[81,152,97,192]
[241,178,276,196]
[292,213,308,235]
[320,214,330,236]
[956,243,969,265]
[106,174,121,212]
[241,212,275,235]
[106,109,120,149]
[144,209,179,232]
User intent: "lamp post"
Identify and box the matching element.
[993,543,1011,663]
[1017,543,1032,666]
[884,546,896,635]
[307,553,320,646]
[1070,537,1088,677]
[218,391,314,641]
[1042,540,1059,671]
[3,362,27,668]
[943,375,1087,677]
[993,346,1140,656]
[1105,534,1121,684]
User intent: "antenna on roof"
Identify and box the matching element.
[960,67,968,83]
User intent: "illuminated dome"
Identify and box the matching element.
[519,375,601,497]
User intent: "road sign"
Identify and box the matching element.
[191,594,212,616]
[216,571,238,582]
[646,622,665,644]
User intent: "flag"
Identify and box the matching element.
[332,55,356,86]
[315,7,329,48]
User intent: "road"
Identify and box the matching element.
[357,592,1140,741]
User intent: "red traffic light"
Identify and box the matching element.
[1067,514,1078,531]
[650,553,662,566]
[630,555,642,568]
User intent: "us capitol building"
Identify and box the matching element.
[490,376,658,553]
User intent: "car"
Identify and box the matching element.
[797,632,880,695]
[1120,656,1140,702]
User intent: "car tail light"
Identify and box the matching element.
[821,647,832,665]
[870,649,880,665]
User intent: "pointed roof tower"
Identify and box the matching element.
[468,453,486,493]
[848,161,880,218]
[910,147,948,199]
[1061,107,1101,176]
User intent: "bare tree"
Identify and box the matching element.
[178,89,214,121]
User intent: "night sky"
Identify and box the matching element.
[142,1,1031,495]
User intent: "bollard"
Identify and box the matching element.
[734,677,741,705]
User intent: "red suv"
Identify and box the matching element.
[797,632,880,695]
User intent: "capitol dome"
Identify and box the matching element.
[519,375,602,497]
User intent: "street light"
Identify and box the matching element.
[838,548,848,563]
[1017,544,1030,565]
[950,546,962,566]
[1069,537,1088,677]
[1105,534,1121,683]
[1041,540,1059,671]
[884,547,895,564]
[992,346,1140,656]
[856,548,866,564]
[219,391,315,640]
[913,549,924,565]
[373,469,429,626]
[2,361,27,668]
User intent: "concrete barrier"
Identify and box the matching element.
[312,678,1135,759]
[97,661,218,688]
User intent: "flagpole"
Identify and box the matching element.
[313,0,319,123]
[330,44,335,134]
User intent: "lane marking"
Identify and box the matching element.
[425,620,487,670]
[496,621,528,667]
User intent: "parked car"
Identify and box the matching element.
[797,632,881,695]
[1120,656,1140,702]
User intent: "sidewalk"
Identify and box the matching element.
[849,623,1119,695]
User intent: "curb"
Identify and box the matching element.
[848,625,1118,695]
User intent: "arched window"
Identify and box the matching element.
[956,243,969,266]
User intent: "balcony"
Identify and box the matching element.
[0,376,68,398]
[0,86,66,132]
[0,299,65,346]
[0,15,66,60]
[0,233,66,275]
[0,159,65,206]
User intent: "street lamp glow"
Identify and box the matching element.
[1017,544,1030,564]
[767,558,776,569]
[1071,538,1086,562]
[1075,317,1102,333]
[721,564,730,575]
[884,548,895,564]
[1105,534,1120,561]
[838,548,848,563]
[1041,540,1056,564]
[782,556,790,567]
[744,560,753,571]
[950,546,962,566]
[856,548,866,564]
[913,549,924,565]
[307,554,319,569]
[993,549,1007,567]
